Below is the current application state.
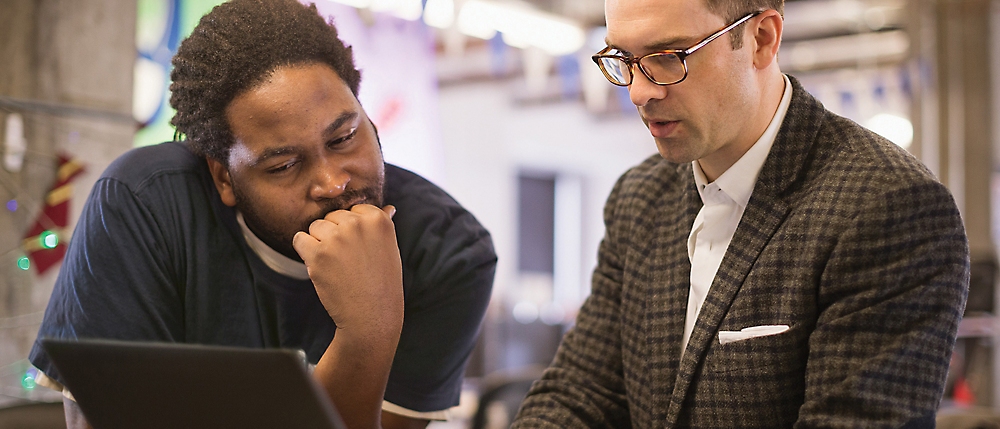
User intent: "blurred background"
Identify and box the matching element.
[1,0,999,427]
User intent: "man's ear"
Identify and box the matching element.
[751,10,783,69]
[206,157,237,207]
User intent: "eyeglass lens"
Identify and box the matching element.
[598,57,630,85]
[600,53,685,86]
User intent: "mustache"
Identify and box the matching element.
[323,188,372,212]
[302,186,384,227]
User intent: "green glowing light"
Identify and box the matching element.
[40,231,59,249]
[21,373,35,390]
[17,257,30,271]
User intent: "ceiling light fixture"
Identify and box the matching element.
[423,0,455,28]
[456,0,585,55]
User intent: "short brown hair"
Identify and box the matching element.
[704,0,784,49]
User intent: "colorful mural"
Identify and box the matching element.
[133,0,226,147]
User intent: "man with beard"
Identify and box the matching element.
[513,0,968,427]
[28,1,496,428]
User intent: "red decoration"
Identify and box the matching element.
[22,154,84,275]
[953,375,976,406]
[374,96,404,133]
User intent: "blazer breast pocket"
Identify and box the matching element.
[705,324,806,374]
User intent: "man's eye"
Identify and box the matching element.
[267,161,297,174]
[328,128,358,147]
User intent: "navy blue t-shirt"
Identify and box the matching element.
[29,141,496,412]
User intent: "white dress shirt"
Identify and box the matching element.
[681,75,794,358]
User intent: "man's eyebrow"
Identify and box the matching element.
[604,36,694,55]
[322,111,360,136]
[604,38,630,54]
[645,35,699,52]
[251,146,297,167]
[250,112,361,167]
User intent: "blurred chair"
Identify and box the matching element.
[0,401,65,429]
[938,407,1000,429]
[470,366,544,429]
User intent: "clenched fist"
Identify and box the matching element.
[292,204,404,337]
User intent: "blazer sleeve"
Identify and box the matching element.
[795,176,969,427]
[512,174,632,428]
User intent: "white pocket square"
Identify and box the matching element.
[718,325,790,345]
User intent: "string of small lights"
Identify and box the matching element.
[1,103,97,398]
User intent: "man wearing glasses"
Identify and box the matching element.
[513,0,968,427]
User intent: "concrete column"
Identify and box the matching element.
[0,0,135,397]
[913,0,998,410]
[911,0,995,254]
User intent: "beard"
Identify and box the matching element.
[233,177,386,262]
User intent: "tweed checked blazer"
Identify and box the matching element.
[513,76,970,429]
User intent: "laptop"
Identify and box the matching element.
[41,338,346,429]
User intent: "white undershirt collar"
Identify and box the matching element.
[681,75,793,359]
[236,212,310,280]
[692,74,794,208]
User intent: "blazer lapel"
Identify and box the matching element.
[639,161,701,424]
[663,75,826,427]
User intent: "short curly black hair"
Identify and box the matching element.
[169,0,362,164]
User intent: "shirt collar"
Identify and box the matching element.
[236,212,310,280]
[693,74,793,208]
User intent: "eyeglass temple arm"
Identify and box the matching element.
[683,10,764,55]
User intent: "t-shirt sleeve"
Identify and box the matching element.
[384,174,497,412]
[29,177,185,385]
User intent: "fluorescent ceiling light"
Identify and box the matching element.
[370,0,422,21]
[508,12,585,56]
[456,0,500,40]
[328,0,372,8]
[423,0,455,29]
[456,0,585,55]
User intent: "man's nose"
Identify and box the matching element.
[628,66,668,107]
[309,162,350,201]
